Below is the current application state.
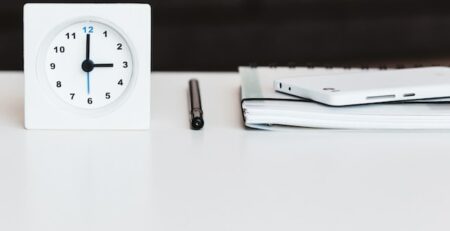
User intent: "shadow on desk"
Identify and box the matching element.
[0,72,24,129]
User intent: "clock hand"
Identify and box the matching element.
[81,34,112,95]
[94,63,114,68]
[81,34,94,73]
[86,33,90,60]
[82,33,93,95]
[87,72,91,95]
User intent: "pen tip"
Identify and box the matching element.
[191,118,204,130]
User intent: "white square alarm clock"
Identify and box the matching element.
[24,3,151,129]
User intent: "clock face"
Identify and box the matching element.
[45,21,133,109]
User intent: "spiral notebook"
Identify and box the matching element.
[239,66,450,130]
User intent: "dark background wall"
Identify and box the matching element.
[3,0,450,71]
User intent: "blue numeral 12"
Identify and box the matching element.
[83,26,94,34]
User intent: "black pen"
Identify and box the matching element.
[189,79,204,130]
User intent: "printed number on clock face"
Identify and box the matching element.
[45,21,133,109]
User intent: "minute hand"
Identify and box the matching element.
[86,34,90,60]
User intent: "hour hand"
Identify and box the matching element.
[94,63,114,68]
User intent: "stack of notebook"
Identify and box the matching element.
[240,66,450,130]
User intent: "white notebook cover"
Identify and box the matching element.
[240,66,450,130]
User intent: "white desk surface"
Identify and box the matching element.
[1,72,450,231]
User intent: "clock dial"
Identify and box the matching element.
[45,21,133,109]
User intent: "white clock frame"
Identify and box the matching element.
[24,3,151,130]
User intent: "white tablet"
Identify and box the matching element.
[274,67,450,106]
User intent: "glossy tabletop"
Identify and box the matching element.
[1,72,450,231]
